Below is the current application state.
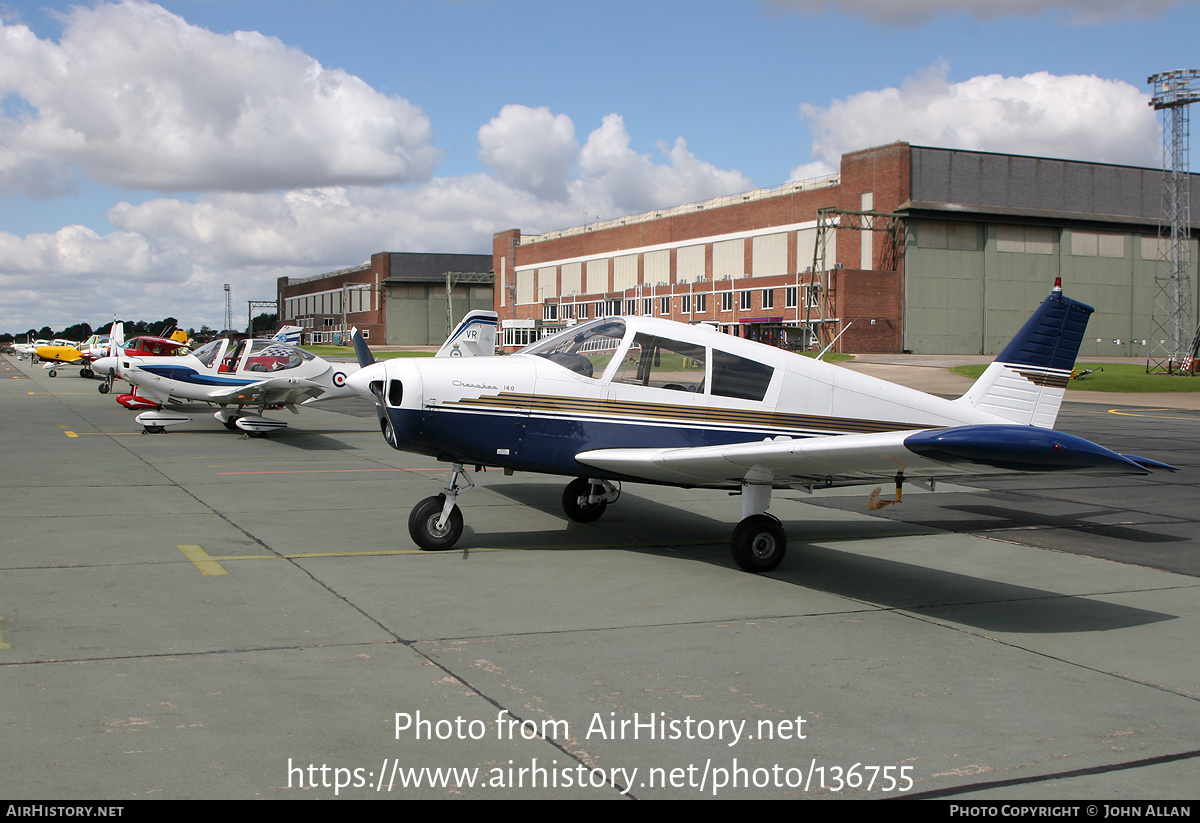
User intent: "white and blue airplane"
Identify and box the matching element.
[346,284,1174,572]
[92,323,359,435]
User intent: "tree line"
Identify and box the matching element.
[2,314,278,344]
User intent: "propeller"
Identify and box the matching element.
[349,327,396,446]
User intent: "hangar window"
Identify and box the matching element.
[917,221,978,251]
[997,225,1054,254]
[1071,231,1125,258]
[711,350,773,402]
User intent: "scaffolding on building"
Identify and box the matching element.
[807,207,905,350]
[445,271,495,337]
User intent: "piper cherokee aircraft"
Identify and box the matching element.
[92,323,358,435]
[345,283,1174,573]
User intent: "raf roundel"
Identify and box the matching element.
[333,371,347,387]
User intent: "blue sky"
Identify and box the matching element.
[1,0,1197,333]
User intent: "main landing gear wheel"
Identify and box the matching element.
[730,514,786,573]
[562,477,608,522]
[409,494,464,551]
[48,369,57,377]
[80,367,93,378]
[223,415,241,431]
[142,425,165,435]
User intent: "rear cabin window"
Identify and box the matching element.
[711,350,774,401]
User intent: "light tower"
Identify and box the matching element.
[1147,69,1200,373]
[223,283,233,333]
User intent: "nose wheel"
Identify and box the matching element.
[408,464,473,551]
[409,494,464,550]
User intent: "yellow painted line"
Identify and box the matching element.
[176,545,230,576]
[217,467,451,475]
[184,542,705,573]
[0,615,9,650]
[1107,408,1200,422]
[67,431,141,436]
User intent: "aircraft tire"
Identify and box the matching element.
[409,494,463,551]
[98,382,110,394]
[48,369,57,378]
[142,425,165,435]
[730,514,786,573]
[223,415,241,431]
[562,477,607,522]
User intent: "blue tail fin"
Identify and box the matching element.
[955,280,1093,429]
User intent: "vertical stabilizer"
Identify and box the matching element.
[272,325,303,344]
[955,280,1093,428]
[436,310,498,358]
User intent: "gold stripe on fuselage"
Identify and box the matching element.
[441,392,935,436]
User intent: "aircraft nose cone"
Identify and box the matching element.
[346,361,387,400]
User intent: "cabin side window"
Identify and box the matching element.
[711,350,774,401]
[613,334,706,393]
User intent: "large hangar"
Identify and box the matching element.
[492,142,1200,356]
[278,251,493,346]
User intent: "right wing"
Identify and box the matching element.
[576,425,1171,490]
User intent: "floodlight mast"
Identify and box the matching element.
[1147,69,1200,374]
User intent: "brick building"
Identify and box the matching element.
[278,251,493,346]
[492,142,1200,357]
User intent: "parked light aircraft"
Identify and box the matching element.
[95,332,193,395]
[345,284,1174,572]
[92,323,359,434]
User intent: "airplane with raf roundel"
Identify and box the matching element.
[92,323,360,435]
[345,282,1175,573]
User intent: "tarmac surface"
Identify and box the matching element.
[2,352,1198,800]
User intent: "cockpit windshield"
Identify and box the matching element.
[521,319,627,379]
[192,340,225,368]
[243,340,314,372]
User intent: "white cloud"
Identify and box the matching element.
[800,66,1160,168]
[478,105,578,201]
[765,0,1190,25]
[576,114,753,217]
[1,106,757,333]
[0,1,438,195]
